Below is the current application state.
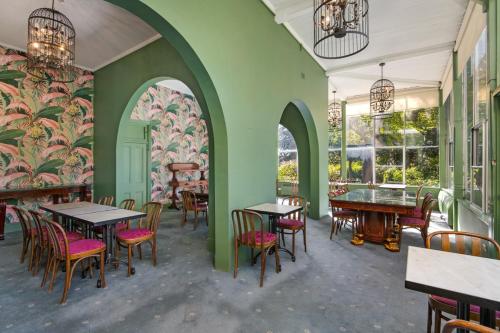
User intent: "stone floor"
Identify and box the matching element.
[0,210,449,333]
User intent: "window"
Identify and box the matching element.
[463,28,489,213]
[328,123,342,181]
[277,124,298,182]
[444,95,454,188]
[345,98,439,186]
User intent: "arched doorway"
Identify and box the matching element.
[95,1,229,269]
[278,101,320,217]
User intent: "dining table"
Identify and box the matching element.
[330,189,416,252]
[378,184,407,190]
[40,201,146,263]
[405,246,500,331]
[245,203,302,264]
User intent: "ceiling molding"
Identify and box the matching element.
[274,0,311,24]
[332,72,440,86]
[454,1,477,52]
[93,34,162,71]
[326,41,455,75]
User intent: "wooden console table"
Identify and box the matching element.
[167,163,207,210]
[0,184,91,240]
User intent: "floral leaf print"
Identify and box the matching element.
[0,81,19,96]
[0,70,26,81]
[35,106,64,121]
[72,135,92,148]
[72,87,93,100]
[166,104,179,114]
[35,159,65,175]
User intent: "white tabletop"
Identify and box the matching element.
[41,201,94,211]
[245,203,302,216]
[379,184,407,190]
[405,246,500,310]
[75,209,146,225]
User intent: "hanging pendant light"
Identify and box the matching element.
[370,63,394,119]
[27,0,76,82]
[313,0,369,59]
[328,90,342,127]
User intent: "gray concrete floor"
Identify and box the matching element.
[0,210,449,333]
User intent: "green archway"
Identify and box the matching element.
[96,2,229,269]
[279,100,321,218]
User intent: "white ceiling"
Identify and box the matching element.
[0,0,159,71]
[262,0,469,100]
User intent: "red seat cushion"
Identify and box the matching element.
[65,231,84,243]
[241,231,276,245]
[333,210,357,217]
[196,202,208,210]
[277,218,304,229]
[431,295,500,317]
[399,216,425,227]
[117,228,153,241]
[66,239,105,256]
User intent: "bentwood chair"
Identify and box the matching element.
[97,195,114,206]
[94,199,135,236]
[397,198,436,246]
[415,185,424,204]
[29,210,83,276]
[232,209,280,287]
[12,206,36,271]
[277,196,307,256]
[426,231,500,333]
[115,202,163,276]
[42,218,106,304]
[403,192,433,219]
[442,319,498,333]
[180,190,207,229]
[329,188,358,239]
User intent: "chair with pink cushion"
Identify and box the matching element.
[425,231,500,333]
[232,209,280,287]
[42,218,106,304]
[397,198,436,246]
[12,206,36,271]
[277,196,307,257]
[329,189,358,239]
[115,202,163,276]
[180,190,207,229]
[29,209,83,276]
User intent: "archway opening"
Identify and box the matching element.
[277,124,299,197]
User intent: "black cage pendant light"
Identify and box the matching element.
[27,0,76,82]
[328,90,342,127]
[313,0,369,59]
[370,63,394,119]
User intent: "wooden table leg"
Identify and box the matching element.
[384,213,400,252]
[351,211,365,246]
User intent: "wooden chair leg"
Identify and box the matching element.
[427,303,433,333]
[60,261,72,304]
[41,251,53,288]
[48,259,59,292]
[20,238,29,263]
[138,244,143,260]
[99,251,106,288]
[127,245,132,277]
[28,240,36,272]
[181,209,187,227]
[303,228,307,252]
[434,308,441,333]
[259,248,267,287]
[233,241,238,279]
[152,238,157,266]
[32,245,41,276]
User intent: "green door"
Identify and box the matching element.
[116,121,150,209]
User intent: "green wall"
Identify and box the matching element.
[97,0,328,271]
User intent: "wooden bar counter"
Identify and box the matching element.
[330,189,416,252]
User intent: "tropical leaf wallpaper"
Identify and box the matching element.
[131,84,208,204]
[0,45,94,223]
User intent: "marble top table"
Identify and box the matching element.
[405,246,500,328]
[245,203,302,262]
[378,184,407,190]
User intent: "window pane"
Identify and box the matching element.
[374,111,404,146]
[278,124,297,151]
[329,125,342,149]
[474,29,488,122]
[346,115,373,147]
[376,167,403,184]
[346,148,373,183]
[405,107,439,146]
[328,150,341,181]
[376,148,403,166]
[471,167,483,208]
[405,148,439,186]
[278,124,298,181]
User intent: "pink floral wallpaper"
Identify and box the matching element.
[0,45,94,223]
[131,84,208,204]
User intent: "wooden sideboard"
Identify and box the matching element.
[0,184,91,240]
[167,163,208,209]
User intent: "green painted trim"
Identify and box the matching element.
[452,51,463,231]
[341,101,347,180]
[438,89,447,188]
